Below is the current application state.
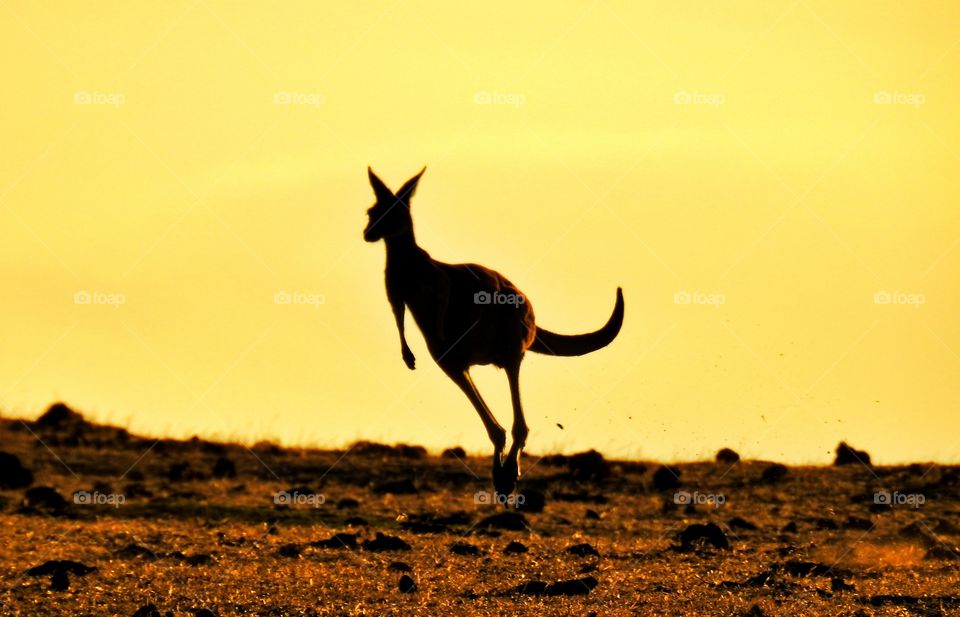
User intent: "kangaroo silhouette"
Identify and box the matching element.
[364,167,624,497]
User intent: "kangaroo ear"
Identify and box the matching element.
[395,166,426,207]
[368,167,394,203]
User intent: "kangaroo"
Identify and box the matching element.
[363,167,624,497]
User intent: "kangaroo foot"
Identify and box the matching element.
[492,450,521,500]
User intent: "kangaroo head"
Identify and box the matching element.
[364,167,426,242]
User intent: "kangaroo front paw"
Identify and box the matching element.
[401,346,416,370]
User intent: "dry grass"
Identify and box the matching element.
[0,412,958,616]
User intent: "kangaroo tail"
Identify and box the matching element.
[528,288,624,356]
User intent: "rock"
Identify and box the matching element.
[35,402,86,429]
[678,523,730,551]
[27,560,96,591]
[372,479,418,495]
[924,545,960,561]
[394,444,427,459]
[312,533,358,550]
[344,516,367,527]
[351,441,425,459]
[511,576,599,596]
[568,450,609,481]
[362,532,411,552]
[545,576,598,596]
[716,448,741,464]
[398,574,417,593]
[761,463,788,484]
[566,543,600,557]
[516,489,545,513]
[832,577,856,591]
[132,604,162,617]
[477,512,528,531]
[441,446,466,459]
[22,486,68,515]
[277,543,301,557]
[336,498,360,509]
[781,521,798,533]
[510,580,548,595]
[585,509,602,520]
[540,454,568,467]
[834,442,871,466]
[0,451,33,489]
[503,541,528,555]
[652,465,681,490]
[211,457,236,478]
[184,553,214,566]
[449,541,482,556]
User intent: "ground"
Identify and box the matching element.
[0,406,958,616]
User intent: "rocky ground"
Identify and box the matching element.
[0,403,958,616]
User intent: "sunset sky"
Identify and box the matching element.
[1,1,958,464]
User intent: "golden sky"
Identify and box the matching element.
[1,1,958,463]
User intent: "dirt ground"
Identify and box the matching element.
[1,405,958,616]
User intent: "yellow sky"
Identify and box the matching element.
[1,1,958,463]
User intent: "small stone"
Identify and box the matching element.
[0,451,33,489]
[566,543,600,557]
[503,541,528,555]
[761,463,788,484]
[398,574,417,593]
[834,442,871,466]
[336,498,360,509]
[726,516,757,530]
[362,532,411,552]
[387,561,412,572]
[652,465,681,490]
[716,448,741,464]
[22,486,68,515]
[678,523,729,551]
[277,543,301,558]
[441,446,466,459]
[449,541,481,556]
[132,604,162,617]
